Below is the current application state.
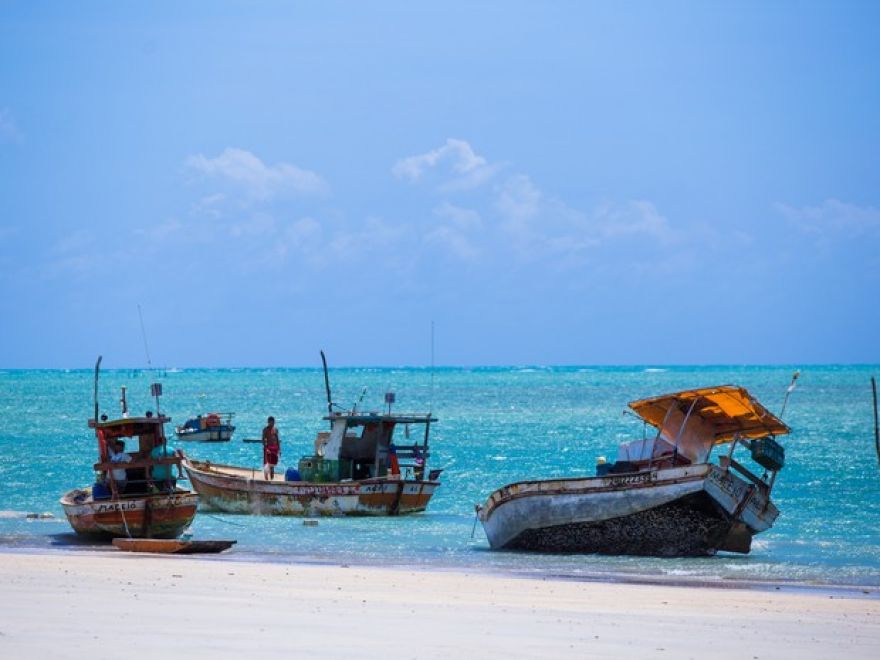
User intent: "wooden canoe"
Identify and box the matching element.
[112,538,236,554]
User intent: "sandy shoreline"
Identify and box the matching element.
[1,551,878,659]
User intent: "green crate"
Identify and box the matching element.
[751,437,785,471]
[297,457,352,483]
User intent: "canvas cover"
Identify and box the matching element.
[629,385,790,447]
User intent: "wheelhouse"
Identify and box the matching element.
[300,411,438,482]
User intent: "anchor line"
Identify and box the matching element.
[119,501,132,539]
[202,512,248,528]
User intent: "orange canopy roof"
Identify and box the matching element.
[628,385,790,444]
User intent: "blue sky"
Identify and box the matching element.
[1,2,878,368]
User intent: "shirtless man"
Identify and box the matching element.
[262,416,281,480]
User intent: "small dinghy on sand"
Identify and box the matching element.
[112,538,236,554]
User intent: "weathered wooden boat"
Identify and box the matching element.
[60,357,199,539]
[175,412,235,442]
[112,538,236,554]
[478,384,792,557]
[183,353,443,516]
[183,411,442,516]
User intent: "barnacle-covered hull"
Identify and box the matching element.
[479,464,777,557]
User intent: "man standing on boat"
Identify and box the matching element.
[262,416,281,480]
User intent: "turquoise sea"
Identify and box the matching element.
[1,365,878,588]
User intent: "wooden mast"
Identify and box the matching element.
[872,377,879,466]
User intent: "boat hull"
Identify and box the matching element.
[183,460,439,516]
[112,538,236,554]
[60,490,199,539]
[175,427,234,442]
[479,464,778,557]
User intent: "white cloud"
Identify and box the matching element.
[278,217,322,255]
[495,174,542,227]
[164,140,681,275]
[185,148,328,200]
[776,199,880,237]
[491,175,675,262]
[257,217,324,267]
[593,200,673,242]
[426,203,483,260]
[494,174,580,257]
[191,193,227,219]
[229,212,276,239]
[329,216,405,261]
[0,108,22,143]
[393,139,503,191]
[426,225,481,261]
[433,202,482,230]
[391,140,681,264]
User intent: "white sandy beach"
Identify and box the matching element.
[0,551,877,659]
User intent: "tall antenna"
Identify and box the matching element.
[137,304,153,372]
[430,320,435,413]
[871,376,879,466]
[93,355,102,423]
[779,370,800,419]
[320,350,333,428]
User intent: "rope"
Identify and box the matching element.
[119,500,132,538]
[202,513,248,528]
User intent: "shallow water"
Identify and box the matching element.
[1,365,878,586]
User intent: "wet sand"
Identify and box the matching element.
[0,551,878,659]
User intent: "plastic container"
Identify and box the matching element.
[92,482,111,500]
[751,437,785,471]
[285,467,301,482]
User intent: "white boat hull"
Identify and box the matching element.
[175,427,234,442]
[479,464,778,556]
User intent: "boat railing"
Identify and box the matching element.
[486,463,718,509]
[93,457,182,472]
[90,456,187,498]
[718,456,769,493]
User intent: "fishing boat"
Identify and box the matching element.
[477,384,792,557]
[175,412,235,442]
[182,352,442,516]
[183,410,441,516]
[60,357,199,539]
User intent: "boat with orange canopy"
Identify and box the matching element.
[478,383,793,556]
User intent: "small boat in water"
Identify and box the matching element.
[175,412,235,442]
[60,357,199,540]
[478,384,791,557]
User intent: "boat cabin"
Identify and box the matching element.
[89,414,181,496]
[295,411,438,483]
[603,385,790,488]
